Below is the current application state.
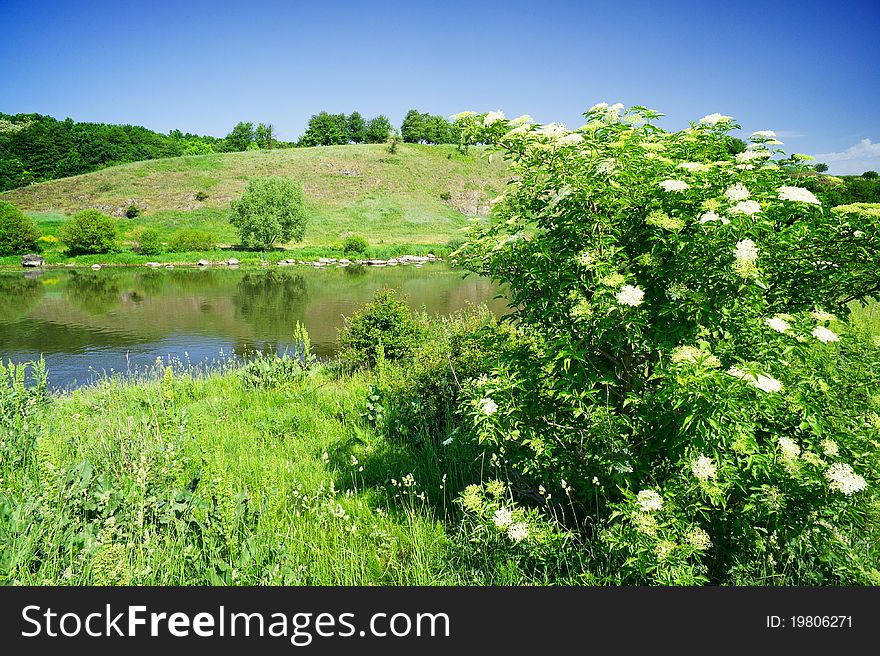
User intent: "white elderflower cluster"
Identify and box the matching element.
[659,179,689,192]
[557,132,583,146]
[821,440,839,457]
[616,285,645,307]
[507,522,530,543]
[536,123,568,139]
[637,490,664,513]
[596,158,616,174]
[812,326,840,343]
[478,397,498,416]
[765,316,791,333]
[493,507,514,528]
[778,436,801,461]
[736,149,771,164]
[678,161,710,172]
[733,238,759,277]
[686,527,713,550]
[730,200,761,216]
[728,366,784,393]
[825,463,867,496]
[699,210,730,225]
[725,183,751,202]
[507,114,533,127]
[483,110,505,126]
[666,282,689,300]
[699,113,733,126]
[751,130,777,139]
[691,454,717,482]
[671,345,721,369]
[777,185,821,205]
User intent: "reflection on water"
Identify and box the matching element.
[0,264,506,389]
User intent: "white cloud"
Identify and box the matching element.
[813,138,880,175]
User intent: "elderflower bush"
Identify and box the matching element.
[453,106,880,584]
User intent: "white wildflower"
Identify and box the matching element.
[777,186,821,205]
[812,326,840,343]
[765,316,791,333]
[504,124,532,138]
[493,507,514,528]
[637,490,664,513]
[616,284,645,307]
[730,200,761,216]
[483,110,505,126]
[478,397,498,415]
[754,374,783,393]
[778,437,801,460]
[450,111,477,121]
[725,183,750,202]
[596,158,616,174]
[686,527,713,550]
[507,114,533,127]
[537,123,568,139]
[821,440,839,457]
[441,436,454,446]
[557,132,583,146]
[699,210,730,225]
[699,113,733,126]
[678,161,710,172]
[589,102,609,112]
[751,130,777,139]
[734,238,759,266]
[507,522,530,542]
[825,462,867,496]
[736,150,771,163]
[659,179,689,192]
[691,454,717,482]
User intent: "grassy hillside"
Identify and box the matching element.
[0,144,509,249]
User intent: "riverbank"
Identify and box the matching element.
[0,243,453,269]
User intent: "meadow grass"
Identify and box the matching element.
[0,356,541,585]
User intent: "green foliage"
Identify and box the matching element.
[229,176,307,249]
[453,105,880,584]
[346,112,367,144]
[130,227,162,255]
[125,204,141,219]
[194,190,209,201]
[60,209,118,255]
[254,122,276,149]
[0,112,221,190]
[225,121,255,152]
[364,115,392,144]
[300,112,349,146]
[863,171,878,180]
[401,110,455,144]
[167,228,215,252]
[342,234,369,255]
[814,162,829,173]
[0,201,41,255]
[338,289,426,367]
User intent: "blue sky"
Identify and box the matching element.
[2,0,878,173]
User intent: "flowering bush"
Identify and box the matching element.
[452,106,880,584]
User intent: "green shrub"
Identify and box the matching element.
[125,204,141,219]
[130,227,162,255]
[453,106,880,584]
[342,234,368,256]
[338,289,426,367]
[230,176,307,249]
[0,201,41,255]
[60,209,118,255]
[168,228,215,253]
[440,191,452,201]
[195,190,209,201]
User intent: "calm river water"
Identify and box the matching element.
[0,264,507,389]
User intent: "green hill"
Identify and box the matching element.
[0,143,509,250]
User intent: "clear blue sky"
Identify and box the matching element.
[2,0,878,173]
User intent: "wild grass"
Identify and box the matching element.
[0,349,553,585]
